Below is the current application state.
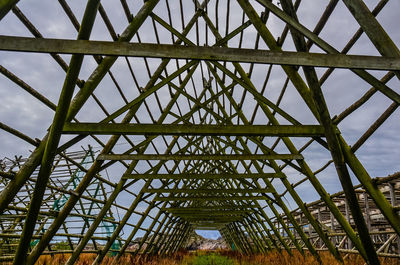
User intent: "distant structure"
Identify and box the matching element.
[0,1,399,265]
[0,148,122,258]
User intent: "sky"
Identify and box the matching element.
[0,0,399,241]
[196,230,221,240]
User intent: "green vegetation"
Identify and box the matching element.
[191,252,235,265]
[53,241,70,250]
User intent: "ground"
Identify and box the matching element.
[30,250,400,265]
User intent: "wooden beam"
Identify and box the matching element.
[165,209,254,214]
[144,188,272,194]
[183,216,243,221]
[174,212,248,216]
[0,35,399,70]
[122,173,284,179]
[0,0,19,20]
[163,206,256,212]
[63,123,328,137]
[342,0,400,58]
[98,153,303,161]
[155,196,268,201]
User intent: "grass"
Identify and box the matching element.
[190,251,235,265]
[1,250,396,265]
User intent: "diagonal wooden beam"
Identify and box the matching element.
[13,1,101,263]
[0,0,19,20]
[233,1,374,262]
[255,0,400,105]
[278,0,378,263]
[25,2,162,264]
[342,0,400,59]
[0,0,161,218]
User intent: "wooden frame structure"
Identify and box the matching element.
[0,148,124,260]
[0,0,399,264]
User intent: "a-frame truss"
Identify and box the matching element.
[0,0,399,264]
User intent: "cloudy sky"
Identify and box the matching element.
[0,0,399,240]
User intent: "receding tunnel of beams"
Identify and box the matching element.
[0,0,399,264]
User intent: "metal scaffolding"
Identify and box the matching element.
[0,0,399,264]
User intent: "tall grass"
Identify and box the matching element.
[23,250,400,265]
[218,250,400,265]
[34,251,192,265]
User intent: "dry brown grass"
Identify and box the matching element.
[219,250,400,265]
[23,250,400,265]
[34,250,192,265]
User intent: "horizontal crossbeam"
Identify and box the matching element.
[192,222,229,224]
[63,123,328,137]
[181,216,244,221]
[191,221,233,224]
[162,206,257,212]
[1,36,399,70]
[174,212,249,216]
[144,188,271,194]
[193,226,225,229]
[123,173,284,179]
[99,153,302,161]
[155,196,268,201]
[191,222,230,227]
[170,211,254,216]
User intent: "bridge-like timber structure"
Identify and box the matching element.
[0,0,399,264]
